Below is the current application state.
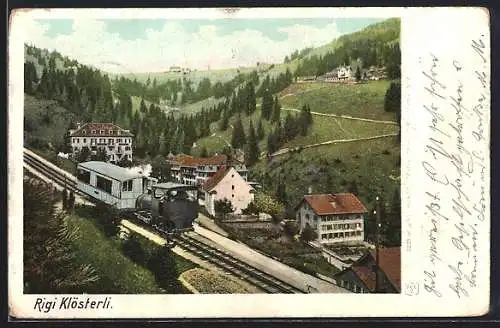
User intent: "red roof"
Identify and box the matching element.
[197,154,228,166]
[202,166,230,192]
[69,123,133,137]
[170,154,229,167]
[297,193,367,215]
[350,247,401,292]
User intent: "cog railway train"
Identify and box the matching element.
[76,161,199,234]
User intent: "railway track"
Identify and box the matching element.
[170,233,306,294]
[23,149,307,294]
[23,151,81,194]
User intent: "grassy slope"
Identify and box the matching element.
[117,66,257,86]
[252,136,400,212]
[192,81,398,157]
[24,94,76,148]
[279,80,395,121]
[66,214,163,293]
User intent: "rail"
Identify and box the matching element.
[170,233,306,294]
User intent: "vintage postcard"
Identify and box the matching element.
[8,7,490,318]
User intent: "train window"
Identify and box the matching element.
[77,169,90,184]
[96,176,112,194]
[122,180,133,192]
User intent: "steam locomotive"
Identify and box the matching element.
[135,182,199,234]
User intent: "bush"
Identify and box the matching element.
[122,234,146,266]
[93,201,121,237]
[300,224,318,242]
[147,246,185,293]
[214,198,235,220]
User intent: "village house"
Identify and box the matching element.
[168,154,248,187]
[334,247,401,293]
[169,65,182,73]
[68,123,133,164]
[202,166,255,216]
[295,193,368,245]
[365,66,387,80]
[337,65,353,80]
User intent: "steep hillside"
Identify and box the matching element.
[279,80,395,121]
[24,94,76,150]
[250,135,400,216]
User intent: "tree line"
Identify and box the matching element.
[294,19,400,79]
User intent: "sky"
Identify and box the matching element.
[24,18,384,73]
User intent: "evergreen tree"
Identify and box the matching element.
[177,129,185,154]
[261,89,273,120]
[275,180,288,207]
[68,191,75,212]
[24,178,99,293]
[139,98,147,113]
[348,180,359,195]
[231,116,246,149]
[62,188,68,210]
[271,96,281,123]
[245,120,260,166]
[386,187,402,246]
[355,66,362,82]
[257,119,265,141]
[246,82,257,115]
[219,108,229,131]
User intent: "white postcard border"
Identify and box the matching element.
[9,7,491,318]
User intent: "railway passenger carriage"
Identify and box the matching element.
[77,161,156,209]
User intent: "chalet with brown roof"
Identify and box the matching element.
[168,154,248,186]
[201,166,254,216]
[68,123,133,164]
[334,247,401,293]
[295,193,368,244]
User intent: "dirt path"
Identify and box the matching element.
[282,107,398,125]
[264,133,399,158]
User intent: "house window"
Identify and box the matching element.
[100,130,104,135]
[232,194,234,198]
[91,130,96,134]
[118,138,122,143]
[83,138,86,143]
[232,185,235,190]
[109,130,114,135]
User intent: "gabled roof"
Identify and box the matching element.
[336,247,401,293]
[77,161,142,181]
[69,123,133,137]
[296,193,367,215]
[197,154,228,166]
[368,247,401,292]
[169,154,229,167]
[202,166,230,192]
